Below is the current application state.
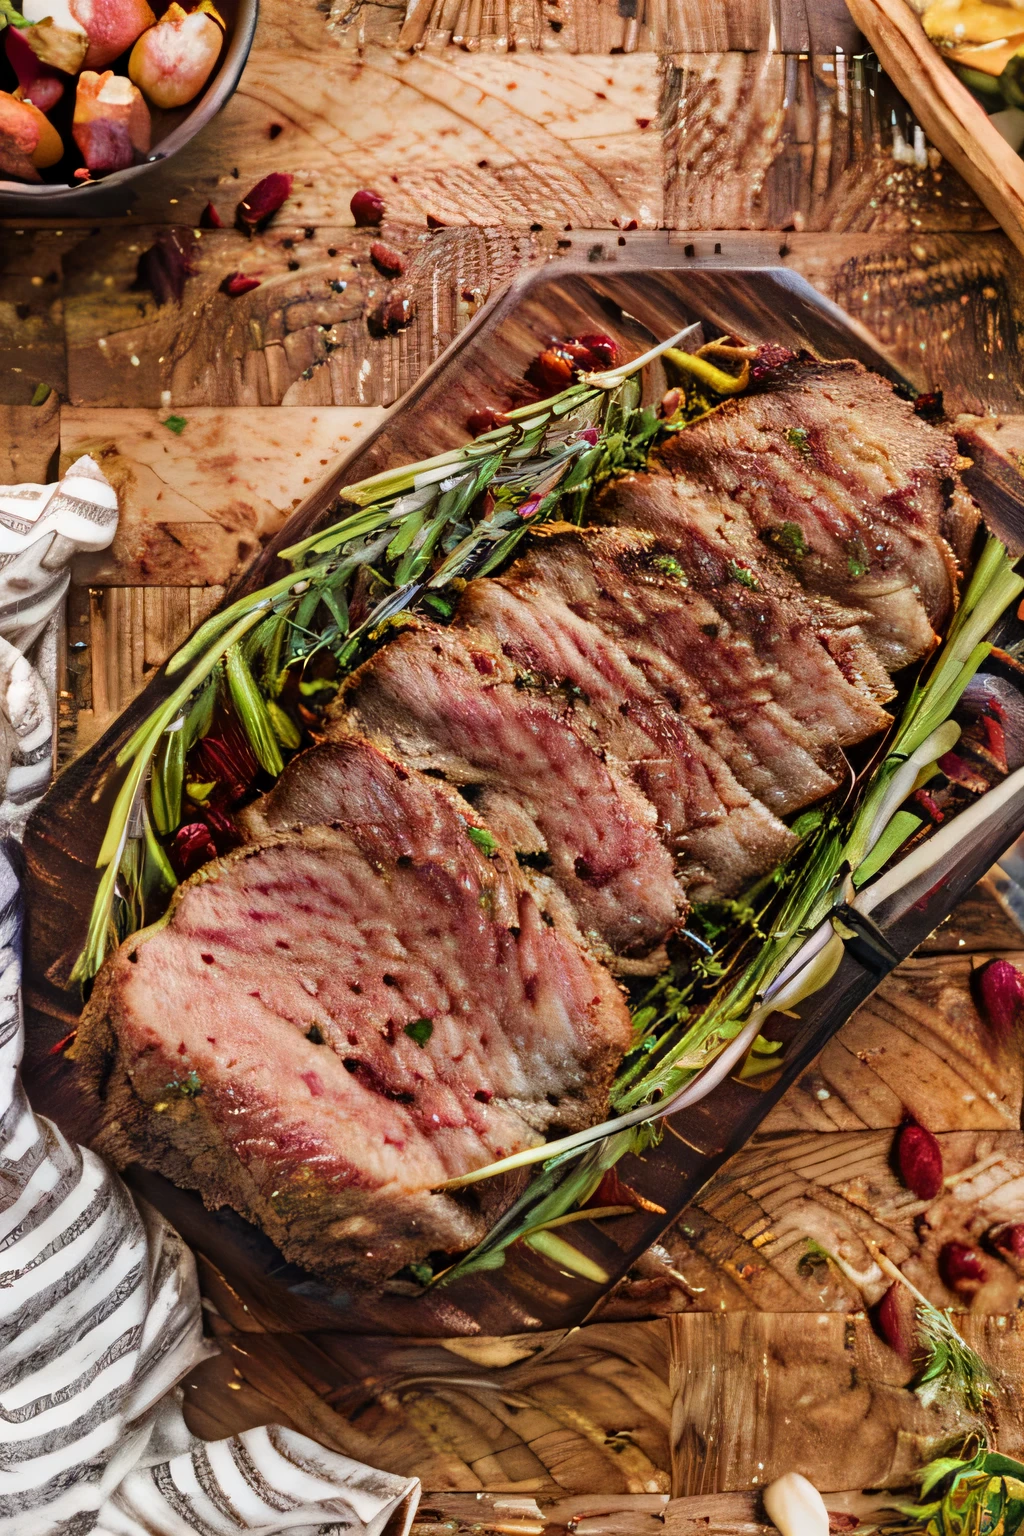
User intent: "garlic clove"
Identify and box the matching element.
[128,3,225,110]
[763,1473,830,1536]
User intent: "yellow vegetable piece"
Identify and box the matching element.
[924,0,1024,46]
[947,31,1024,70]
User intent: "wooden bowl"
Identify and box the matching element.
[0,0,258,215]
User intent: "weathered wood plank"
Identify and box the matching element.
[61,406,387,584]
[121,49,664,231]
[0,395,60,484]
[62,223,538,408]
[664,51,993,235]
[0,233,70,408]
[667,1311,1024,1493]
[786,231,1024,415]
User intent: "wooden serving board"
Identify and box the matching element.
[27,247,1024,1342]
[8,0,1024,1492]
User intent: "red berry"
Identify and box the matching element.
[466,407,503,437]
[351,189,385,226]
[975,959,1024,1036]
[236,173,293,234]
[897,1122,943,1200]
[993,1223,1024,1258]
[221,272,261,297]
[939,1242,988,1292]
[876,1282,916,1363]
[369,241,406,277]
[575,332,619,367]
[526,348,575,394]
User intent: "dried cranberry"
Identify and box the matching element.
[466,407,503,437]
[938,749,989,792]
[236,172,293,235]
[351,188,385,226]
[575,332,618,367]
[876,1282,916,1363]
[135,230,198,307]
[939,1242,988,1292]
[975,958,1024,1036]
[200,201,223,229]
[993,1223,1024,1258]
[369,240,406,277]
[170,822,217,880]
[221,272,261,297]
[897,1122,943,1200]
[526,348,575,394]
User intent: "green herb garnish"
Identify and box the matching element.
[727,561,760,590]
[765,521,809,560]
[467,826,499,857]
[30,382,51,406]
[404,1019,434,1048]
[847,538,869,578]
[162,415,188,435]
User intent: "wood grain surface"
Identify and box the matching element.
[7,0,1024,1499]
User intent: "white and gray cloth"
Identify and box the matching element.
[0,455,121,828]
[0,464,423,1533]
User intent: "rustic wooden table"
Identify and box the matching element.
[5,0,1024,1509]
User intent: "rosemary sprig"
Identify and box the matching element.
[73,320,707,984]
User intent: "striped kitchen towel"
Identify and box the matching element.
[0,842,420,1536]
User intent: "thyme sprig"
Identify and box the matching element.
[72,321,706,984]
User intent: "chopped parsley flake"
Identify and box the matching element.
[162,415,187,435]
[404,1018,434,1048]
[467,826,498,856]
[727,561,760,590]
[653,553,687,583]
[846,539,869,579]
[767,521,809,560]
[785,426,811,456]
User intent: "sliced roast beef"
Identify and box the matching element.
[651,357,964,670]
[456,550,801,888]
[596,468,899,712]
[333,625,684,955]
[75,749,631,1284]
[465,526,887,816]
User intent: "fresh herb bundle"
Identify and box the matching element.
[883,1439,1024,1536]
[73,321,730,984]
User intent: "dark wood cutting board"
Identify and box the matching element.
[23,246,1024,1335]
